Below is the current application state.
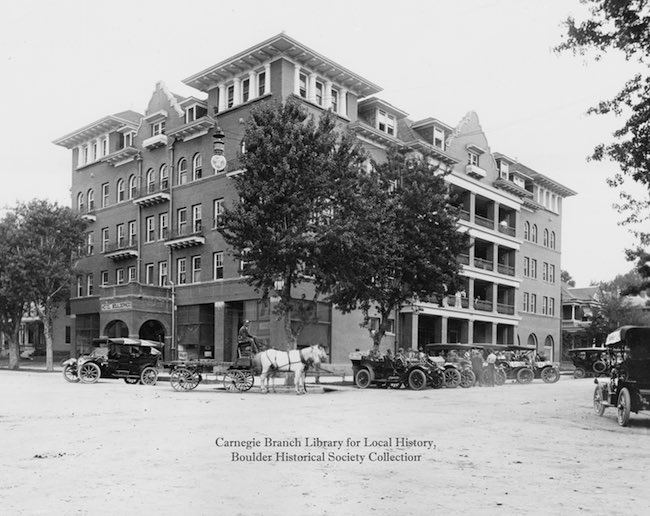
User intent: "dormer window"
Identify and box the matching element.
[120,131,135,149]
[468,151,479,167]
[184,104,207,124]
[433,127,445,150]
[378,110,395,136]
[151,120,165,136]
[499,160,509,179]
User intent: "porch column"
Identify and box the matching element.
[340,88,348,117]
[469,192,476,224]
[410,312,419,351]
[214,301,225,361]
[294,65,301,95]
[232,77,241,106]
[440,316,448,345]
[264,63,271,94]
[491,323,498,346]
[325,80,333,109]
[218,85,226,112]
[467,320,474,346]
[248,71,256,101]
[308,74,317,103]
[492,283,498,313]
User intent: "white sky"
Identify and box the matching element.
[0,0,644,287]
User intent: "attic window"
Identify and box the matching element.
[185,105,207,124]
[378,110,395,136]
[433,127,445,149]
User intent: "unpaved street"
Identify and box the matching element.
[1,370,649,515]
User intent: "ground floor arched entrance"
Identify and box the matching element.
[105,320,128,338]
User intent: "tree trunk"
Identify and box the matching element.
[7,328,21,370]
[43,316,54,372]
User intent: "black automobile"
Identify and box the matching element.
[349,349,443,390]
[568,347,609,379]
[497,345,560,384]
[594,326,650,426]
[62,338,162,385]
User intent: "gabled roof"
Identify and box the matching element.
[183,32,382,98]
[53,110,142,149]
[511,160,577,197]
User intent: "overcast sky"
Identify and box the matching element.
[0,0,644,287]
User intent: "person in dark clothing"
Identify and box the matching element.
[471,349,484,387]
[238,320,260,355]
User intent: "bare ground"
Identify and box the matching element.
[1,369,649,516]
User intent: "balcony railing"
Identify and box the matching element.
[458,253,470,265]
[474,215,494,229]
[164,225,205,249]
[497,263,515,276]
[133,183,170,207]
[459,209,470,221]
[498,224,516,237]
[474,258,494,271]
[103,240,138,260]
[497,303,515,315]
[474,299,493,312]
[445,295,469,309]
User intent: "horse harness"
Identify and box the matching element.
[264,349,313,371]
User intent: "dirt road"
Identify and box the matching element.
[1,371,649,515]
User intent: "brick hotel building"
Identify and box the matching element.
[53,33,576,365]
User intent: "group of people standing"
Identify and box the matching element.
[471,348,498,387]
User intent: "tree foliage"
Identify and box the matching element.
[220,98,366,348]
[316,147,468,347]
[556,1,650,249]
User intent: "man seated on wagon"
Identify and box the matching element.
[238,320,262,356]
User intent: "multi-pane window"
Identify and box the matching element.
[86,274,93,296]
[433,127,445,149]
[82,146,89,164]
[129,175,137,199]
[191,255,201,283]
[159,212,168,240]
[542,262,549,282]
[530,294,537,313]
[542,296,548,315]
[468,151,479,166]
[117,179,125,202]
[192,204,202,232]
[146,169,155,193]
[227,85,234,108]
[213,199,224,228]
[101,228,109,252]
[213,252,224,280]
[549,264,556,283]
[550,231,556,249]
[177,208,187,235]
[100,270,109,286]
[530,259,537,278]
[76,277,83,297]
[116,224,125,248]
[532,224,538,243]
[242,78,250,103]
[315,81,324,106]
[77,192,85,212]
[177,257,187,284]
[178,158,188,185]
[160,165,169,190]
[92,142,98,161]
[523,257,530,277]
[146,216,155,243]
[86,232,94,255]
[151,120,165,136]
[549,297,555,316]
[128,266,136,283]
[102,183,109,208]
[524,221,530,240]
[331,88,339,112]
[116,268,125,285]
[158,261,168,286]
[128,220,136,246]
[123,132,135,147]
[102,137,108,156]
[258,71,266,96]
[145,263,155,285]
[543,229,549,247]
[377,110,395,136]
[87,189,94,211]
[299,73,308,98]
[523,292,529,312]
[192,154,202,180]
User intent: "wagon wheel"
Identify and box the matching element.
[593,385,606,416]
[541,366,560,384]
[62,364,79,383]
[78,362,101,384]
[355,368,372,389]
[592,360,607,374]
[516,368,534,384]
[124,377,139,385]
[140,366,158,386]
[443,368,461,388]
[573,367,586,379]
[224,370,254,392]
[617,388,631,427]
[170,367,201,391]
[407,368,427,390]
[460,369,476,388]
[495,368,507,386]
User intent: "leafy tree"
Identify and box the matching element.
[556,1,650,251]
[584,287,650,345]
[17,201,86,371]
[317,146,468,348]
[0,211,29,369]
[561,269,576,286]
[220,98,366,349]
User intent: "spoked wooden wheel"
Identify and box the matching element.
[78,362,101,384]
[617,388,631,427]
[224,370,254,392]
[593,385,606,416]
[170,367,201,391]
[460,369,476,388]
[443,368,461,388]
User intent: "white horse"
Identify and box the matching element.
[253,344,328,395]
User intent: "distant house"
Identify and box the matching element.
[560,284,601,366]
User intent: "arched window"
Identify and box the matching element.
[116,178,125,202]
[77,192,84,212]
[523,221,530,241]
[192,153,203,180]
[160,164,169,190]
[128,174,137,199]
[527,333,538,351]
[146,168,155,194]
[550,231,556,249]
[544,335,554,360]
[543,228,549,247]
[178,158,187,185]
[532,224,538,243]
[87,189,94,211]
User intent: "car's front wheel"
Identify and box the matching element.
[443,368,461,388]
[62,364,79,383]
[593,385,606,416]
[516,368,534,384]
[355,368,372,389]
[541,367,560,384]
[78,362,101,384]
[617,388,631,427]
[459,369,476,388]
[140,366,158,386]
[573,367,586,379]
[408,368,427,390]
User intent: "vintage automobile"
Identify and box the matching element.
[424,343,506,387]
[62,338,162,385]
[349,349,443,390]
[567,347,609,379]
[496,345,560,384]
[593,326,650,426]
